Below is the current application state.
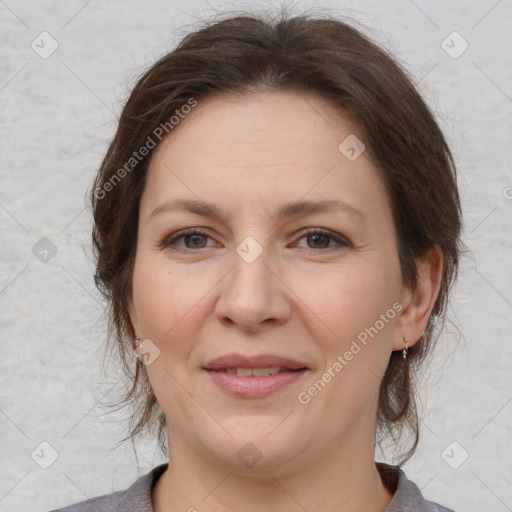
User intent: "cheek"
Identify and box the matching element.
[131,255,215,356]
[132,256,176,338]
[293,260,400,344]
[130,258,208,413]
[294,269,399,421]
[297,262,401,404]
[132,248,401,352]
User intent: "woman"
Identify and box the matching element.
[52,10,461,512]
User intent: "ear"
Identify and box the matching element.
[392,245,444,351]
[127,294,139,338]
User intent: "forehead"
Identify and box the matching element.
[151,89,362,164]
[141,89,388,222]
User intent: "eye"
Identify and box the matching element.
[162,227,350,254]
[294,228,350,251]
[163,229,218,252]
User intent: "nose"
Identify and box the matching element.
[214,243,292,333]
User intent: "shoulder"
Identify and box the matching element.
[48,463,168,512]
[378,463,456,512]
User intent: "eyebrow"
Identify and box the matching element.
[150,198,366,224]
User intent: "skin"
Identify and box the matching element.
[128,89,443,512]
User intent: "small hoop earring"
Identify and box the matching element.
[133,335,142,351]
[402,337,409,359]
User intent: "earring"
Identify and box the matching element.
[133,335,143,352]
[402,337,409,359]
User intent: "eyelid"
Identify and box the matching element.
[161,226,351,253]
[292,227,351,249]
[162,228,218,250]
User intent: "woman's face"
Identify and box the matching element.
[129,90,412,473]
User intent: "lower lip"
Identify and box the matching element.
[204,369,308,398]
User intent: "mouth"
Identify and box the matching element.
[211,366,304,377]
[202,353,310,398]
[203,353,309,371]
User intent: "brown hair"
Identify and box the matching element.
[91,9,462,464]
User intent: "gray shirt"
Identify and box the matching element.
[50,462,455,512]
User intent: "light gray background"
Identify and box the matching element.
[1,1,511,511]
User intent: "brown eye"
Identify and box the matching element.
[182,233,208,248]
[295,228,350,252]
[163,229,217,253]
[306,233,331,248]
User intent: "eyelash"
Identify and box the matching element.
[162,227,350,254]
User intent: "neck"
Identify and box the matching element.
[151,429,393,512]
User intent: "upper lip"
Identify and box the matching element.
[203,353,309,371]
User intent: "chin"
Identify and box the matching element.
[197,417,312,473]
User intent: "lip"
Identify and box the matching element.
[203,353,309,371]
[205,369,308,398]
[202,353,310,399]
